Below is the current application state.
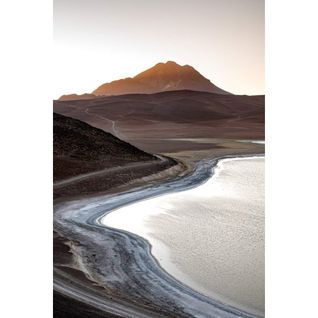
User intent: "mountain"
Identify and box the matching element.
[58,93,97,101]
[92,61,230,96]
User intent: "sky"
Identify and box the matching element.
[53,0,264,98]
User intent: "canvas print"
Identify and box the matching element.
[53,1,264,317]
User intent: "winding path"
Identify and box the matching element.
[54,159,165,189]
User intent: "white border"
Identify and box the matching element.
[266,0,318,317]
[1,0,52,317]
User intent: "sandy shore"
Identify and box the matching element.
[54,141,264,317]
[103,156,264,316]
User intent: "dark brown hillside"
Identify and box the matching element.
[54,113,156,181]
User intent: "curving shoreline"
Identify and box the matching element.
[54,153,264,318]
[102,155,264,315]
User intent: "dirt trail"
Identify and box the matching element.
[54,159,164,189]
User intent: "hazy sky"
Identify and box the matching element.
[54,0,264,98]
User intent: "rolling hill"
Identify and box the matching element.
[54,90,264,153]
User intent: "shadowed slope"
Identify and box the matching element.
[53,113,156,181]
[53,113,178,198]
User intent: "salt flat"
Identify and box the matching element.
[103,156,264,317]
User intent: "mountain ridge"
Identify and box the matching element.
[58,93,97,101]
[93,61,230,96]
[58,61,230,100]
